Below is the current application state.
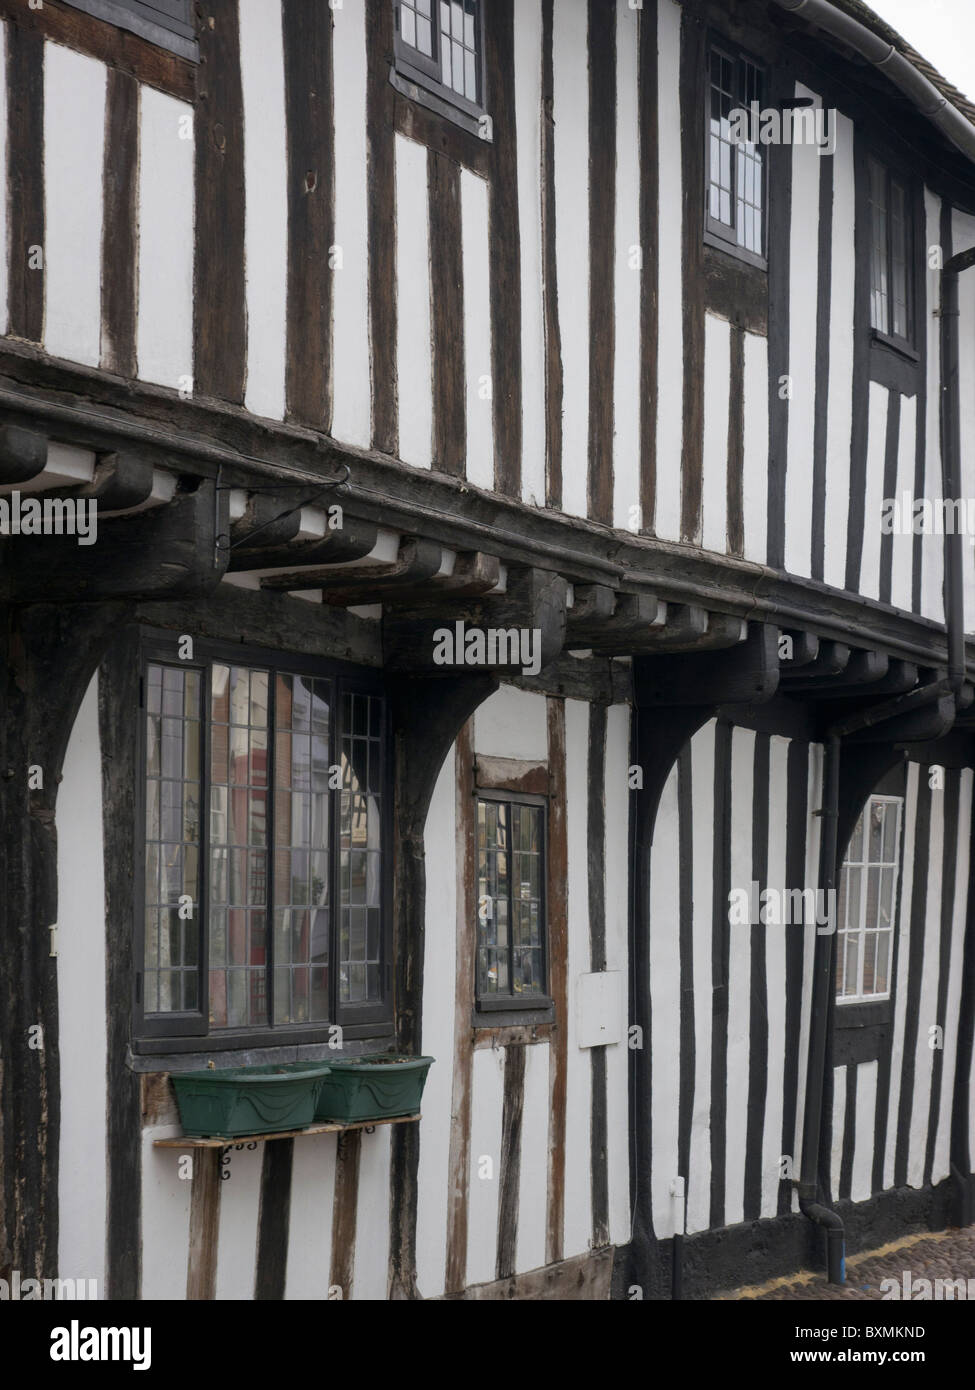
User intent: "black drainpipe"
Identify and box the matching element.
[797,244,974,1282]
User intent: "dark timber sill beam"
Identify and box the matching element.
[0,361,973,680]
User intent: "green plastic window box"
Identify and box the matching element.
[313,1054,434,1123]
[170,1062,332,1139]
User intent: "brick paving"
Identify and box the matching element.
[718,1226,975,1300]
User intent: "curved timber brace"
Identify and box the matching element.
[0,602,125,1282]
[623,623,780,1299]
[385,671,500,1300]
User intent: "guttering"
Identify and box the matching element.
[771,0,975,166]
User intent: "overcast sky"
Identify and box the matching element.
[868,0,975,103]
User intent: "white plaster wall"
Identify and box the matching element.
[687,721,715,1235]
[702,313,730,554]
[44,42,105,367]
[416,751,458,1298]
[239,0,287,421]
[137,86,194,390]
[352,1125,392,1299]
[649,763,680,1237]
[724,727,755,1226]
[466,1044,505,1287]
[552,0,589,520]
[57,674,108,1294]
[823,112,855,591]
[742,331,769,565]
[604,702,631,1244]
[461,168,494,490]
[331,0,372,447]
[515,1039,550,1273]
[654,0,683,542]
[473,685,548,761]
[140,1129,192,1300]
[613,0,641,532]
[562,697,592,1255]
[516,0,546,509]
[285,1131,338,1299]
[213,1141,262,1299]
[395,134,433,468]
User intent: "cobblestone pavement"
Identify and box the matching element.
[718,1226,975,1300]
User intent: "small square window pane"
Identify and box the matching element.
[401,6,416,47]
[416,15,432,55]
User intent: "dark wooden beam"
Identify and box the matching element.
[779,641,851,683]
[8,483,229,603]
[261,538,442,598]
[784,648,888,694]
[49,452,155,511]
[0,423,46,483]
[634,623,780,707]
[228,517,379,573]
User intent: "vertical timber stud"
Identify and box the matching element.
[194,0,246,404]
[638,0,658,534]
[485,0,522,499]
[678,10,705,545]
[588,703,610,1247]
[186,1149,221,1301]
[283,0,335,429]
[429,149,466,477]
[367,0,398,454]
[0,605,120,1285]
[99,628,143,1298]
[540,0,563,509]
[587,0,616,527]
[387,674,497,1298]
[545,697,569,1266]
[100,67,138,377]
[766,68,793,572]
[6,21,44,343]
[495,1043,525,1281]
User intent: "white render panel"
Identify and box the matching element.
[830,1066,847,1202]
[330,0,372,446]
[604,702,632,1245]
[515,0,546,508]
[613,0,642,531]
[859,382,889,601]
[907,777,943,1188]
[760,736,789,1218]
[851,1060,878,1203]
[239,0,288,421]
[462,168,494,490]
[824,113,856,592]
[352,1125,392,1299]
[552,0,589,520]
[285,1132,338,1299]
[792,741,824,1211]
[655,0,683,542]
[562,697,593,1256]
[649,763,681,1238]
[466,1044,505,1288]
[137,87,194,390]
[702,313,730,555]
[884,762,919,1191]
[784,85,822,580]
[57,676,107,1294]
[213,1142,262,1299]
[140,1131,193,1300]
[395,134,433,468]
[473,684,549,761]
[891,394,918,614]
[687,720,715,1235]
[416,752,458,1298]
[515,1039,550,1274]
[724,726,755,1227]
[44,43,105,368]
[933,769,972,1184]
[742,331,769,565]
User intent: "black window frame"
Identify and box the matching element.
[868,155,917,356]
[392,0,489,136]
[474,788,551,1018]
[133,631,393,1054]
[58,0,197,62]
[704,35,769,271]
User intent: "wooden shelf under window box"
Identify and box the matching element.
[153,1112,420,1148]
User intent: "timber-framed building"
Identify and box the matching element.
[2,0,975,1301]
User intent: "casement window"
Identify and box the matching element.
[58,0,197,61]
[475,792,548,1012]
[393,0,487,130]
[868,157,915,349]
[137,640,390,1048]
[706,41,767,265]
[835,795,903,1004]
